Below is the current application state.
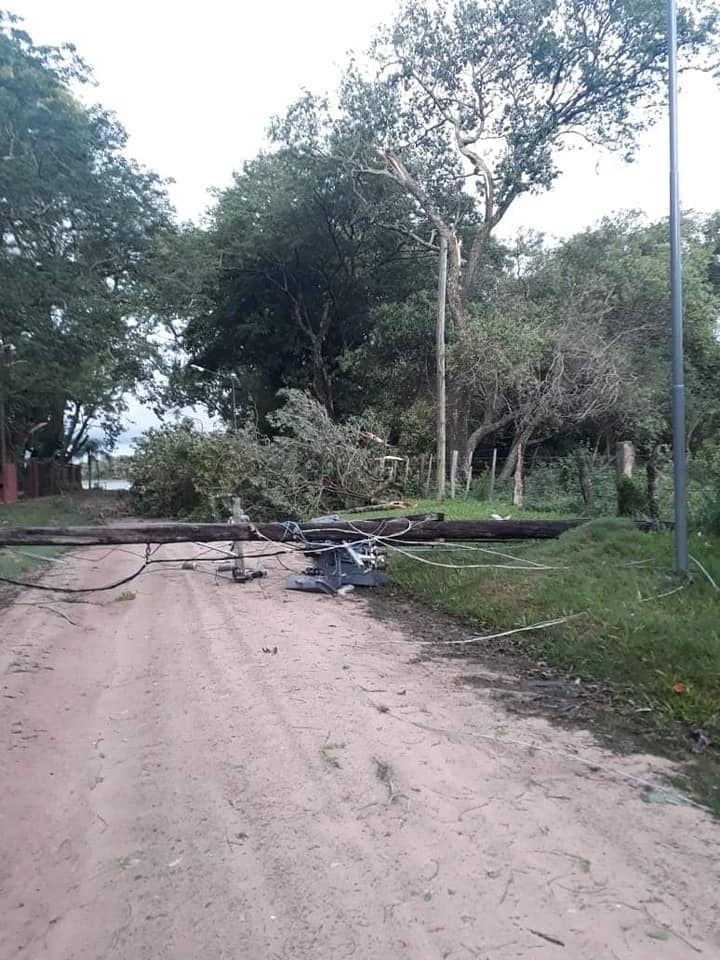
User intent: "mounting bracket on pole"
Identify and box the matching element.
[224,498,266,583]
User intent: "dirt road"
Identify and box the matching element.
[1,545,718,959]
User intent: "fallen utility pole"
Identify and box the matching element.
[0,517,582,548]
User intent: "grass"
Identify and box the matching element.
[0,493,123,586]
[388,518,719,732]
[360,497,720,811]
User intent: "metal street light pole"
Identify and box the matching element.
[667,0,689,573]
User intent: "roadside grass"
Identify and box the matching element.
[388,518,719,732]
[360,498,719,810]
[0,494,122,584]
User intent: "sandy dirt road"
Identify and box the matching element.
[1,543,718,960]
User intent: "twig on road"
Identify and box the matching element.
[528,928,565,947]
[373,756,398,801]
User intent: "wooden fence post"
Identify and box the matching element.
[450,449,458,499]
[487,448,497,502]
[424,454,434,499]
[616,441,635,479]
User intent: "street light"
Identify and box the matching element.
[189,363,239,431]
[666,0,688,572]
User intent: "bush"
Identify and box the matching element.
[689,445,720,533]
[522,458,618,515]
[130,390,393,520]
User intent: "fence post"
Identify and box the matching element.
[424,454,434,499]
[487,448,497,502]
[450,449,458,499]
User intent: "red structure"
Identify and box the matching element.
[23,460,82,499]
[1,461,18,504]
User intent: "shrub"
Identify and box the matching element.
[130,390,392,520]
[689,445,720,533]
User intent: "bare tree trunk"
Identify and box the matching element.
[575,448,593,506]
[512,443,525,508]
[500,435,522,482]
[462,410,514,479]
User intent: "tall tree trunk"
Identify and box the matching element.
[499,433,523,482]
[463,410,514,479]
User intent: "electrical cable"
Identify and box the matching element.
[0,547,304,593]
[0,564,150,594]
[380,540,564,571]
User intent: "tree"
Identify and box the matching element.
[0,13,171,460]
[278,0,719,455]
[177,149,427,423]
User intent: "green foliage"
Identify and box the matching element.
[175,149,425,424]
[389,519,720,740]
[130,391,393,520]
[0,494,111,580]
[690,445,720,533]
[0,13,170,459]
[616,476,647,517]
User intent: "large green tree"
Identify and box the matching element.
[278,0,719,457]
[178,148,428,422]
[0,12,170,460]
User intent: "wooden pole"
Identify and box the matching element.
[488,448,497,502]
[424,454,434,499]
[0,517,585,548]
[403,457,411,492]
[450,449,458,499]
[436,235,448,501]
[616,440,635,479]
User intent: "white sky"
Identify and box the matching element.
[12,0,720,450]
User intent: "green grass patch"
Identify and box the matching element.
[388,519,719,736]
[0,494,109,585]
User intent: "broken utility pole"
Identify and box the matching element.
[0,517,583,548]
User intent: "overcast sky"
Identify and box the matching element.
[12,0,720,450]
